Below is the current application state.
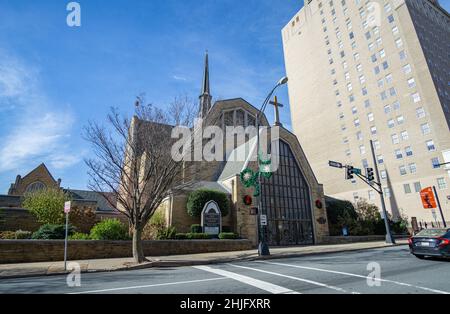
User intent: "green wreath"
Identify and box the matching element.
[240,168,257,188]
[239,153,274,197]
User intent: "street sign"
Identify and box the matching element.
[64,201,71,214]
[329,161,343,169]
[431,209,438,221]
[63,201,71,271]
[260,215,268,226]
[353,168,362,175]
[420,187,437,209]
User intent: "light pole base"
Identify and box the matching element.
[258,242,270,256]
[386,234,396,245]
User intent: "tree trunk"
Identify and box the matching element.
[132,225,146,264]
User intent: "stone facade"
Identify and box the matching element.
[166,193,235,234]
[158,108,330,246]
[120,55,330,246]
[7,164,61,196]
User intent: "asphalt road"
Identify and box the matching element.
[1,246,450,294]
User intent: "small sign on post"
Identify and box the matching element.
[64,201,71,214]
[260,215,268,226]
[64,201,71,271]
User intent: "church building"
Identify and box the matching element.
[132,53,330,246]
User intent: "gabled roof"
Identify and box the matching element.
[175,181,231,194]
[206,98,270,127]
[67,189,117,212]
[218,134,258,182]
[21,163,57,184]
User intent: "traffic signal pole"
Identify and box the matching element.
[370,140,396,245]
[329,154,396,244]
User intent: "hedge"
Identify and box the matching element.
[90,219,129,241]
[219,233,239,240]
[186,189,230,217]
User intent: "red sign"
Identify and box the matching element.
[420,188,437,209]
[64,201,71,214]
[243,195,253,206]
[315,199,323,209]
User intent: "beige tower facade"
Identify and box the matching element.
[283,0,450,224]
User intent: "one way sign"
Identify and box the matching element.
[329,161,343,169]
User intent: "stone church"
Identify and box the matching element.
[132,53,330,246]
[1,164,125,233]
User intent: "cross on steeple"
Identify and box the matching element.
[199,51,212,118]
[269,96,284,127]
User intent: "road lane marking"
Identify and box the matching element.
[228,264,354,294]
[259,261,450,295]
[193,266,300,294]
[67,277,226,294]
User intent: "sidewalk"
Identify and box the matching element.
[0,240,408,279]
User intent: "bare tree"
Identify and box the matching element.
[84,97,196,263]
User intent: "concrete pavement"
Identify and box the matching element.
[1,246,449,294]
[0,240,407,279]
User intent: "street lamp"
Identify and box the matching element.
[256,76,288,256]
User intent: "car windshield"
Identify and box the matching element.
[416,229,449,237]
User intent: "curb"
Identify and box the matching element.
[121,242,408,270]
[0,243,408,280]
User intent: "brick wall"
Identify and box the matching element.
[0,196,22,208]
[0,239,253,264]
[170,194,235,234]
[0,208,41,232]
[323,235,390,244]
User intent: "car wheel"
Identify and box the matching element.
[414,254,426,260]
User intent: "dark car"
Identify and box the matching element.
[409,228,450,259]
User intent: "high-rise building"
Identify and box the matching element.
[282,0,450,224]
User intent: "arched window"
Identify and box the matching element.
[25,181,46,193]
[261,141,314,246]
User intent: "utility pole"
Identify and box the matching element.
[432,186,447,228]
[370,140,395,245]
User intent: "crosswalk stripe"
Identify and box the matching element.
[259,261,450,294]
[228,264,352,294]
[67,277,226,294]
[193,266,300,294]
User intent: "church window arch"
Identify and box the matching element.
[25,181,46,194]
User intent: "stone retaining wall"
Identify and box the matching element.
[323,235,407,244]
[0,239,253,264]
[0,208,41,232]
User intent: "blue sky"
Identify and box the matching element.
[0,0,304,192]
[0,1,449,193]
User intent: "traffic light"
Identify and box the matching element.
[346,166,355,180]
[366,168,375,183]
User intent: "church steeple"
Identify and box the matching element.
[199,51,212,118]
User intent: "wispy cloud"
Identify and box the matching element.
[0,50,82,173]
[173,75,188,81]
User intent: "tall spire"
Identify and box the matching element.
[199,51,212,118]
